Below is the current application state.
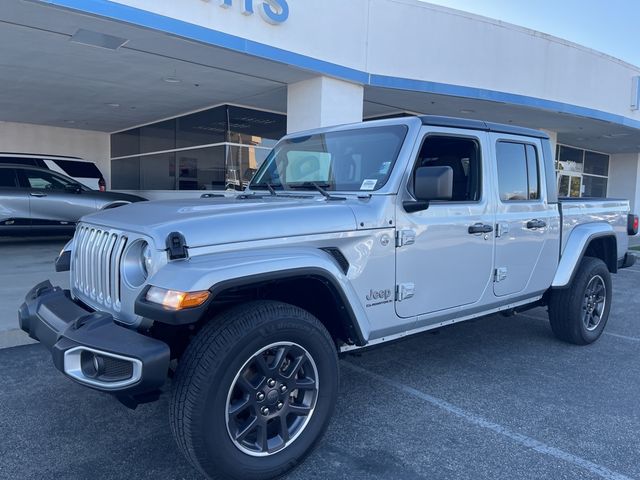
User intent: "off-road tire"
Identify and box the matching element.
[170,301,339,480]
[549,256,612,345]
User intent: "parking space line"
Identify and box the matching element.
[518,314,640,342]
[342,361,634,480]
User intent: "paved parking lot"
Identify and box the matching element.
[0,237,70,348]
[0,241,639,480]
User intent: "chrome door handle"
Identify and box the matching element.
[30,192,47,198]
[526,219,547,229]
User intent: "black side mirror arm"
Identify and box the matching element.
[403,200,430,213]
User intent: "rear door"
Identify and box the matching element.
[491,135,559,297]
[0,167,30,231]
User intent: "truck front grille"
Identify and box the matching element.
[72,225,128,310]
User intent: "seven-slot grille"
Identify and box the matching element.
[72,225,128,310]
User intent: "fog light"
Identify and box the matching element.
[81,350,105,378]
[146,286,210,310]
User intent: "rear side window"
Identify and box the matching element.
[0,168,18,187]
[496,142,540,201]
[52,159,103,179]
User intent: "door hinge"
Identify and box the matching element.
[494,267,508,283]
[396,229,416,248]
[396,283,415,301]
[496,223,509,238]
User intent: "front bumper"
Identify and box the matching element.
[19,281,170,402]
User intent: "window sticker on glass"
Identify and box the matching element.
[360,179,378,191]
[378,161,391,175]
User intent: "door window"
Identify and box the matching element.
[496,142,540,202]
[414,135,481,202]
[20,169,78,190]
[0,168,18,188]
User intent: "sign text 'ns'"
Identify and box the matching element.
[202,0,290,25]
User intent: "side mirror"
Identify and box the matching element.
[414,166,453,201]
[403,166,453,213]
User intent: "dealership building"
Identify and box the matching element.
[3,0,640,208]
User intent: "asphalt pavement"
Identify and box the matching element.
[0,243,639,480]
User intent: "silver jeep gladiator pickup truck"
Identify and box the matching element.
[20,115,638,480]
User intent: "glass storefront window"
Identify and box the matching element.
[584,151,609,176]
[111,105,284,191]
[557,145,584,173]
[111,157,140,189]
[176,146,226,190]
[177,107,227,148]
[225,145,271,190]
[582,175,608,198]
[555,144,609,199]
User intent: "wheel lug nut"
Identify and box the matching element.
[257,392,265,401]
[280,385,287,393]
[267,379,276,388]
[261,407,270,416]
[277,402,284,410]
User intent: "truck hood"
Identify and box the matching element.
[81,195,360,249]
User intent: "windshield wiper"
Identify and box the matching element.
[251,182,281,196]
[288,182,346,201]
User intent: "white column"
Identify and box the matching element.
[287,76,364,134]
[608,152,640,213]
[541,129,558,159]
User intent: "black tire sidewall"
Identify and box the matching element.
[186,305,338,480]
[574,259,612,344]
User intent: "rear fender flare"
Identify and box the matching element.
[552,223,617,288]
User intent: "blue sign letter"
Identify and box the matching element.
[219,0,254,15]
[260,0,289,24]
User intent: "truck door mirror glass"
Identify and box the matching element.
[414,166,453,202]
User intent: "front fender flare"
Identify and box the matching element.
[143,247,372,343]
[552,223,617,288]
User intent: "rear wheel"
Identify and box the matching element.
[549,256,612,345]
[170,301,339,480]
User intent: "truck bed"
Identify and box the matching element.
[559,198,630,260]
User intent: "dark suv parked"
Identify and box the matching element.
[0,164,146,236]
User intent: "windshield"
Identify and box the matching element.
[250,125,408,192]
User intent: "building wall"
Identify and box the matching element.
[608,153,640,212]
[112,0,640,123]
[0,122,111,186]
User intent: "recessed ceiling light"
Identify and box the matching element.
[460,109,475,114]
[163,77,182,84]
[64,120,76,124]
[106,103,120,108]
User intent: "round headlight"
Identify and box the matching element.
[142,243,153,276]
[123,240,152,288]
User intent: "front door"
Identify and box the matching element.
[17,167,91,229]
[491,135,559,298]
[395,128,495,319]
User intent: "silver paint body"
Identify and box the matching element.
[62,117,631,348]
[0,165,143,233]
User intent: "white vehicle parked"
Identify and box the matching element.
[20,116,638,480]
[0,153,106,190]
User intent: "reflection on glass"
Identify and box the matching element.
[584,151,609,176]
[496,142,528,201]
[176,147,226,190]
[570,176,581,197]
[557,145,584,173]
[582,175,608,197]
[558,175,570,197]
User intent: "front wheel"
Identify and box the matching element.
[548,256,612,345]
[170,301,339,480]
